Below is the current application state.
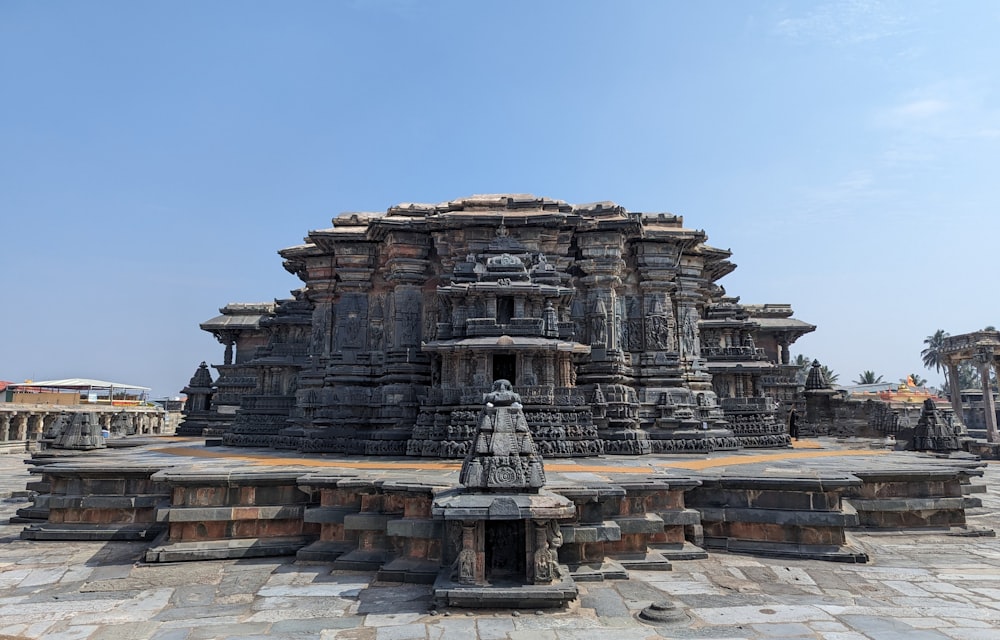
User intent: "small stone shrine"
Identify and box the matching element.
[911,398,964,452]
[52,412,106,450]
[432,380,578,608]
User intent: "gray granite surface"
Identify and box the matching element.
[1,444,998,639]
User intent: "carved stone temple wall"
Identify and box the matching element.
[190,194,815,457]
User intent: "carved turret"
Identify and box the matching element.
[459,380,545,492]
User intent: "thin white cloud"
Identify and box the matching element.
[891,99,950,120]
[874,81,1000,144]
[775,0,912,46]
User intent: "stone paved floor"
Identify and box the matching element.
[0,448,998,639]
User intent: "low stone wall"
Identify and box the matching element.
[144,468,319,562]
[686,473,868,562]
[13,452,990,579]
[845,467,979,529]
[20,463,169,541]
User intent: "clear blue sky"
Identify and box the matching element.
[2,1,998,397]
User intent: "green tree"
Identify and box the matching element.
[854,371,883,385]
[822,365,840,384]
[954,363,980,390]
[793,354,839,385]
[921,330,949,379]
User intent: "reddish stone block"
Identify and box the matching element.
[233,507,260,521]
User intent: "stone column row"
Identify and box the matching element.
[947,353,1000,444]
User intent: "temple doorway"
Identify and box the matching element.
[493,354,516,385]
[485,520,525,581]
[497,297,515,324]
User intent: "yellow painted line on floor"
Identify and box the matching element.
[790,439,823,449]
[149,445,890,474]
[150,446,462,470]
[654,448,890,471]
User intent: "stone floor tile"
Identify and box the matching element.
[942,617,998,629]
[216,592,255,605]
[186,622,272,639]
[579,585,630,617]
[247,605,353,623]
[254,594,352,611]
[217,568,273,595]
[32,625,94,640]
[0,568,31,588]
[426,617,477,640]
[808,620,851,632]
[509,631,556,640]
[365,612,425,627]
[149,629,191,640]
[942,630,1000,640]
[749,621,814,636]
[270,616,360,635]
[89,621,163,640]
[922,582,975,596]
[356,584,433,615]
[170,584,217,607]
[772,566,817,587]
[838,614,952,639]
[374,622,427,640]
[18,566,67,588]
[690,604,833,625]
[512,614,600,631]
[321,629,376,640]
[552,628,658,639]
[476,617,516,639]
[158,615,246,629]
[643,580,720,595]
[259,582,369,598]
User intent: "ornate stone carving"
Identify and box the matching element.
[459,380,545,491]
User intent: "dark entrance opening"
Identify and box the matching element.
[485,520,525,581]
[497,297,514,324]
[493,354,516,384]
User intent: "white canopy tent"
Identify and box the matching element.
[11,378,151,404]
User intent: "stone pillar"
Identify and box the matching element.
[778,334,791,365]
[520,354,534,386]
[558,354,572,387]
[947,361,965,421]
[223,341,234,366]
[441,354,454,388]
[0,414,9,440]
[542,354,555,387]
[976,352,999,443]
[457,521,479,585]
[27,414,42,441]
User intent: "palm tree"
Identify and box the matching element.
[821,365,839,384]
[906,373,928,387]
[921,330,949,380]
[793,354,838,385]
[854,371,883,385]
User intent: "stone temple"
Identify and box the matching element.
[183,194,816,457]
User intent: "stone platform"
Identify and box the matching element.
[1,443,999,639]
[8,437,991,581]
